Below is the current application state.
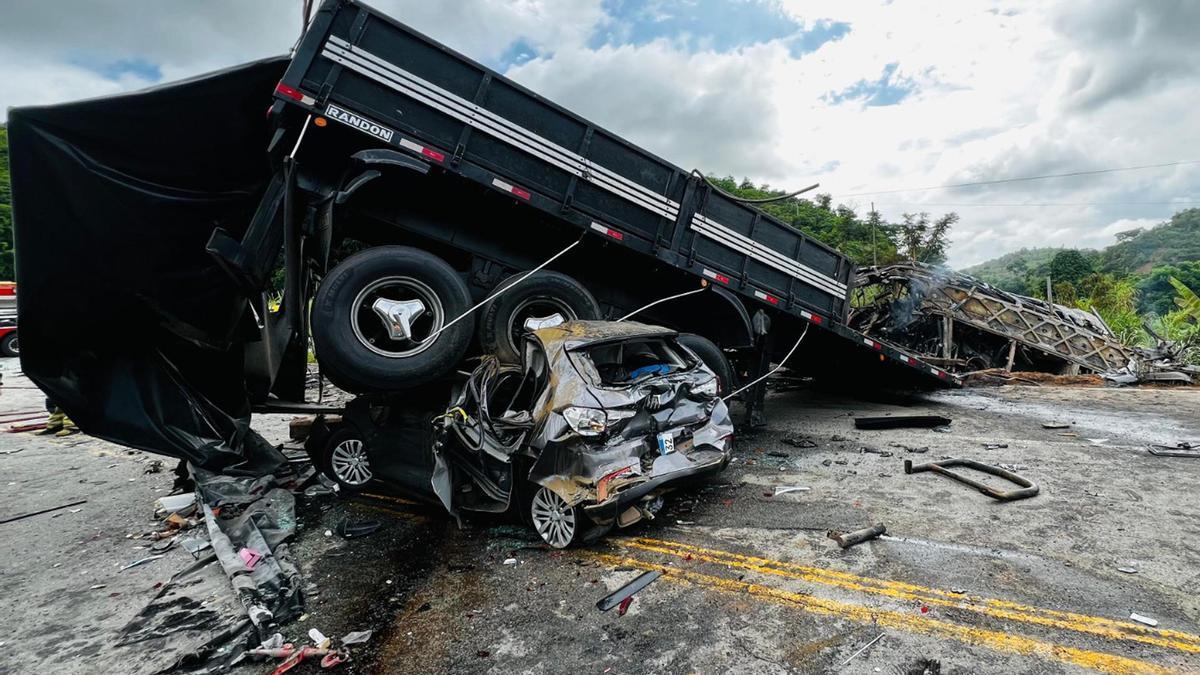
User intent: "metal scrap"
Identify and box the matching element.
[597,570,662,612]
[1148,442,1200,458]
[855,415,951,430]
[829,523,887,549]
[904,458,1039,501]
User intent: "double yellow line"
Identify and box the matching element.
[621,537,1200,655]
[581,537,1200,673]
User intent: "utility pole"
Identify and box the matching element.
[871,201,878,267]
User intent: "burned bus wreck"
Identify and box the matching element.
[851,263,1199,382]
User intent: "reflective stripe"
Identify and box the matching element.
[318,37,850,302]
[322,38,680,220]
[690,215,846,297]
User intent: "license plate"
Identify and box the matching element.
[656,431,675,455]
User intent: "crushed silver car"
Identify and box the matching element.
[433,321,734,547]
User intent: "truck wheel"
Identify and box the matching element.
[312,246,472,392]
[0,333,17,358]
[678,333,733,395]
[478,271,600,363]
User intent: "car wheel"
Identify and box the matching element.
[312,246,473,392]
[478,271,600,363]
[530,485,583,549]
[0,333,17,358]
[320,426,373,491]
[678,333,733,395]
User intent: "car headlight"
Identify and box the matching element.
[693,377,719,397]
[562,407,607,436]
[561,407,635,436]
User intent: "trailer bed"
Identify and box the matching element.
[276,0,957,387]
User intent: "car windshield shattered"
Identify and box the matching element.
[432,321,734,547]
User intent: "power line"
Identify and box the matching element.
[868,200,1200,208]
[831,159,1200,198]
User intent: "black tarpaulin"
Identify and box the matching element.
[8,57,289,473]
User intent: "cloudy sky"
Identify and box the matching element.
[3,0,1198,267]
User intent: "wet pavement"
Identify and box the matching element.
[2,360,1199,673]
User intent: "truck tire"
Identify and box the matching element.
[478,271,600,363]
[0,333,17,358]
[678,333,733,395]
[312,246,472,392]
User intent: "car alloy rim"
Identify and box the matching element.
[8,337,16,354]
[330,438,373,486]
[509,297,575,344]
[530,486,576,549]
[351,276,445,358]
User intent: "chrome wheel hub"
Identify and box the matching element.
[329,438,373,486]
[530,486,577,549]
[350,276,444,358]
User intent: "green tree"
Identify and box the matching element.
[897,211,957,265]
[1049,249,1093,285]
[702,175,906,266]
[1136,262,1200,315]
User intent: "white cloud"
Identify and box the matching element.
[3,0,1198,269]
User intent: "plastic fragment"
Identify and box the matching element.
[341,630,372,646]
[617,596,633,616]
[308,628,329,648]
[239,548,264,570]
[1130,613,1158,627]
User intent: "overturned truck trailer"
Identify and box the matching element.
[8,0,956,472]
[851,263,1198,382]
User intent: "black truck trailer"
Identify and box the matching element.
[9,0,953,469]
[248,0,957,403]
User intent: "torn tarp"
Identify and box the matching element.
[7,57,290,473]
[194,467,304,633]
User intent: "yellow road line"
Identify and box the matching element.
[619,537,1200,655]
[585,552,1178,675]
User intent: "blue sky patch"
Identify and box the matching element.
[69,55,161,82]
[826,62,916,107]
[590,0,844,54]
[788,20,851,57]
[494,39,542,71]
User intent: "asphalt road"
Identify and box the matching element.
[2,361,1199,674]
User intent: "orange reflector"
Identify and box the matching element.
[314,117,327,127]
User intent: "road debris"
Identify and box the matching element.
[904,458,1039,502]
[1041,422,1071,429]
[597,570,662,612]
[829,523,887,549]
[1117,567,1139,574]
[1130,613,1159,627]
[781,437,817,448]
[336,518,384,539]
[1147,442,1200,458]
[0,499,88,525]
[120,554,165,571]
[341,630,372,646]
[239,548,264,570]
[983,443,1008,450]
[840,632,884,666]
[155,493,196,515]
[855,415,952,430]
[859,446,894,457]
[772,486,811,497]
